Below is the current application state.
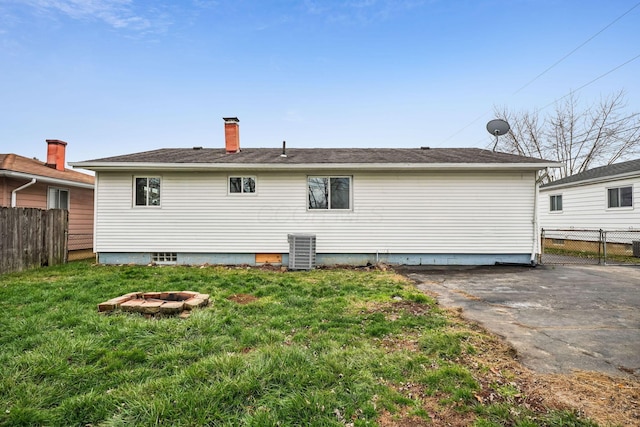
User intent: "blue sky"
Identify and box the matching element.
[1,0,639,165]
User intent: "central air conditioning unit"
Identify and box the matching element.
[633,241,640,258]
[288,234,316,270]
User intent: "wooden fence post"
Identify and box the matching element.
[0,207,69,274]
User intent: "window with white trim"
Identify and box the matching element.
[549,194,562,212]
[229,176,256,194]
[134,177,161,206]
[308,176,351,210]
[607,186,632,208]
[47,187,69,209]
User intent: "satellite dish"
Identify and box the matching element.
[486,119,510,136]
[487,119,510,152]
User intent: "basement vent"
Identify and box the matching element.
[288,234,316,270]
[152,252,177,264]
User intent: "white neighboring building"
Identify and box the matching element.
[539,159,639,230]
[71,118,558,267]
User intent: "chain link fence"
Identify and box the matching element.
[602,230,640,265]
[541,228,640,265]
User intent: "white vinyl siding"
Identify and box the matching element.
[94,170,536,254]
[540,177,638,231]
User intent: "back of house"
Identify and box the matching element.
[71,118,557,267]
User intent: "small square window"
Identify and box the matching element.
[607,186,632,208]
[48,187,69,210]
[135,177,161,206]
[549,194,562,212]
[229,176,256,194]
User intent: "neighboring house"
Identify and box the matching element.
[1,140,95,252]
[70,118,557,267]
[539,159,639,256]
[539,159,639,231]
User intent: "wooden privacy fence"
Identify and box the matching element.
[0,207,68,274]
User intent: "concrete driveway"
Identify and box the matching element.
[399,264,640,377]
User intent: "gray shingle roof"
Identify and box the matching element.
[77,147,552,165]
[541,158,640,188]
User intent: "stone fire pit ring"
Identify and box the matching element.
[98,291,210,315]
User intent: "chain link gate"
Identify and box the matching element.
[540,228,640,265]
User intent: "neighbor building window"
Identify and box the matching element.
[47,187,69,210]
[607,186,632,208]
[135,177,161,206]
[308,176,351,210]
[549,194,563,212]
[229,176,256,194]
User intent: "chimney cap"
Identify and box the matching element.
[46,139,68,146]
[223,117,239,123]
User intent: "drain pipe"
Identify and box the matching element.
[531,171,549,265]
[11,178,37,207]
[531,182,539,265]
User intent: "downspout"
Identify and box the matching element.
[531,170,548,265]
[11,178,37,207]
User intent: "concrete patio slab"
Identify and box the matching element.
[399,265,640,377]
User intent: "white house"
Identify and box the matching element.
[539,159,639,233]
[71,118,557,267]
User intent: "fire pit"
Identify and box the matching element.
[98,291,209,315]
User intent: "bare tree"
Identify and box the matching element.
[493,91,640,182]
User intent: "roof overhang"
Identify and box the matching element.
[0,170,95,189]
[540,170,640,191]
[70,161,561,172]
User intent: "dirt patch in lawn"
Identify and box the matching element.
[379,304,639,426]
[227,293,258,304]
[455,310,640,426]
[378,405,475,427]
[359,299,433,320]
[536,371,639,425]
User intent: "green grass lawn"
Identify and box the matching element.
[0,261,597,426]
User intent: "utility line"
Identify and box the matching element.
[536,53,640,112]
[440,112,489,144]
[452,52,640,146]
[546,113,640,142]
[441,2,640,145]
[513,1,640,95]
[487,122,640,151]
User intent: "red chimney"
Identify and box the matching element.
[45,139,68,171]
[223,117,240,153]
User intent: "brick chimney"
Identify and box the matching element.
[223,117,240,153]
[45,139,68,171]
